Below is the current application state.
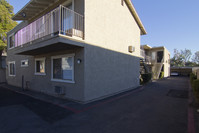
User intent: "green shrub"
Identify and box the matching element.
[159,72,164,79]
[193,79,199,103]
[141,73,152,84]
[190,73,197,88]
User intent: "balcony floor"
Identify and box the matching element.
[15,35,84,55]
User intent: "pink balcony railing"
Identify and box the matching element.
[14,5,84,47]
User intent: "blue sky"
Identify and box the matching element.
[9,0,199,57]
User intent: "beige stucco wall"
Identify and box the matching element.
[6,0,144,103]
[6,47,85,102]
[82,0,142,102]
[84,0,141,57]
[163,47,170,77]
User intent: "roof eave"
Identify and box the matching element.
[12,0,34,20]
[124,0,147,35]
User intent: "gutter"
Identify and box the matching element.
[124,0,147,35]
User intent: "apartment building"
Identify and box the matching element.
[140,45,170,79]
[7,0,146,103]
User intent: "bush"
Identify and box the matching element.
[190,73,197,88]
[193,79,199,103]
[141,73,152,84]
[159,71,164,79]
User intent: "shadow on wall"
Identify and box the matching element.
[83,44,141,102]
[6,41,141,103]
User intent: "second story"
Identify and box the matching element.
[7,0,146,57]
[140,45,170,65]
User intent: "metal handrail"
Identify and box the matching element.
[14,5,84,47]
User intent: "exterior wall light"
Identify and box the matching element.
[21,12,26,18]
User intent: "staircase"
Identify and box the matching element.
[152,59,164,79]
[140,59,151,74]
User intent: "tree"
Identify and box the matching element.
[171,49,184,67]
[181,49,192,64]
[185,61,199,67]
[0,0,17,56]
[192,51,199,64]
[171,49,193,67]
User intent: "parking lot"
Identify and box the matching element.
[0,77,189,133]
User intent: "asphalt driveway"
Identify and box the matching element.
[0,77,188,133]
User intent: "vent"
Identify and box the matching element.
[129,46,135,53]
[54,86,65,95]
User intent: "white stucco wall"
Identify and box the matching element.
[83,0,142,102]
[84,0,141,57]
[163,47,170,77]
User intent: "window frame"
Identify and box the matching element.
[8,61,16,77]
[21,59,29,67]
[51,54,75,83]
[151,52,156,61]
[8,33,15,49]
[35,57,46,75]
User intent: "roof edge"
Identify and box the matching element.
[12,0,34,20]
[124,0,147,35]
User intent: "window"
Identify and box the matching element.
[152,52,156,60]
[21,60,29,67]
[35,58,46,75]
[8,34,15,49]
[157,51,164,63]
[51,54,74,83]
[8,61,16,76]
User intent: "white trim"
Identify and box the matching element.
[51,54,75,83]
[35,57,46,75]
[34,73,46,76]
[8,33,15,49]
[21,59,29,67]
[8,61,16,77]
[51,79,75,84]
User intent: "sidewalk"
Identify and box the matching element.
[0,83,144,113]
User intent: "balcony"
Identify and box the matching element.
[145,56,152,64]
[140,49,145,58]
[14,5,84,51]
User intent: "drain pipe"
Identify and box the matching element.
[22,75,24,91]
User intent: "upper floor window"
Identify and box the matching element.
[8,61,16,76]
[157,51,164,63]
[152,52,156,60]
[8,34,15,49]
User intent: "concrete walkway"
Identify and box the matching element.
[0,77,190,133]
